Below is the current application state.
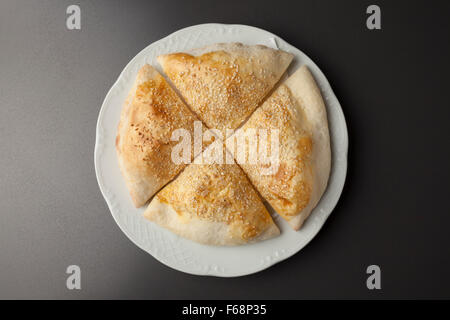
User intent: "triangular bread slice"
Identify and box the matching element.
[158,43,293,132]
[116,64,206,207]
[225,66,331,230]
[144,146,280,245]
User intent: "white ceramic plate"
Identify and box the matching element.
[95,23,348,277]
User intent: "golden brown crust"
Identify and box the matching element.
[116,65,202,207]
[158,43,293,131]
[226,66,331,230]
[283,66,331,229]
[144,148,280,245]
[227,84,314,221]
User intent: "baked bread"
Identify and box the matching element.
[117,43,331,244]
[144,147,280,245]
[226,66,331,229]
[116,64,205,207]
[158,43,293,132]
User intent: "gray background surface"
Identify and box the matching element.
[1,0,449,299]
